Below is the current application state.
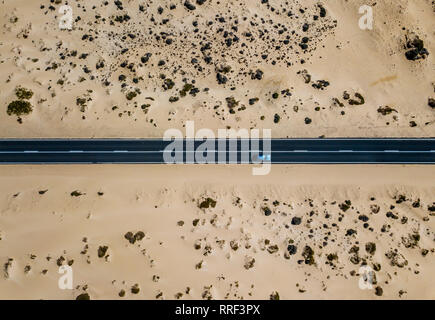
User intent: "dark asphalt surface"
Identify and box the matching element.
[0,139,433,164]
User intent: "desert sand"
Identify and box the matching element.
[0,0,434,138]
[0,0,434,302]
[0,164,433,300]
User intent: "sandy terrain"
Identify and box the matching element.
[0,164,433,300]
[0,0,434,138]
[0,0,434,302]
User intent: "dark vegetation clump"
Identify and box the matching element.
[163,78,175,90]
[70,190,84,197]
[7,100,32,117]
[377,106,397,115]
[405,36,429,61]
[199,197,217,209]
[97,245,108,258]
[131,283,140,294]
[124,231,145,244]
[216,72,228,84]
[348,93,365,105]
[76,97,87,112]
[262,206,272,216]
[269,291,280,300]
[250,69,264,80]
[180,83,194,97]
[273,113,280,123]
[226,96,239,110]
[339,200,352,212]
[287,244,297,255]
[365,242,377,255]
[291,216,302,225]
[75,293,90,300]
[375,286,383,297]
[327,253,338,261]
[302,246,315,265]
[312,80,329,90]
[346,229,357,236]
[126,91,138,100]
[184,1,196,11]
[15,87,34,100]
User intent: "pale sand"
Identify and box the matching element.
[0,0,434,138]
[0,165,433,300]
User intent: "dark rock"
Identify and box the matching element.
[291,217,302,225]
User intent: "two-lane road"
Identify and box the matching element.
[0,139,434,164]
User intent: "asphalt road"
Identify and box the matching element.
[0,139,434,164]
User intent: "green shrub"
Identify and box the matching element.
[126,91,137,100]
[180,83,193,97]
[7,100,33,116]
[15,87,34,100]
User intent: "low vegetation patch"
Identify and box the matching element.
[7,100,32,116]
